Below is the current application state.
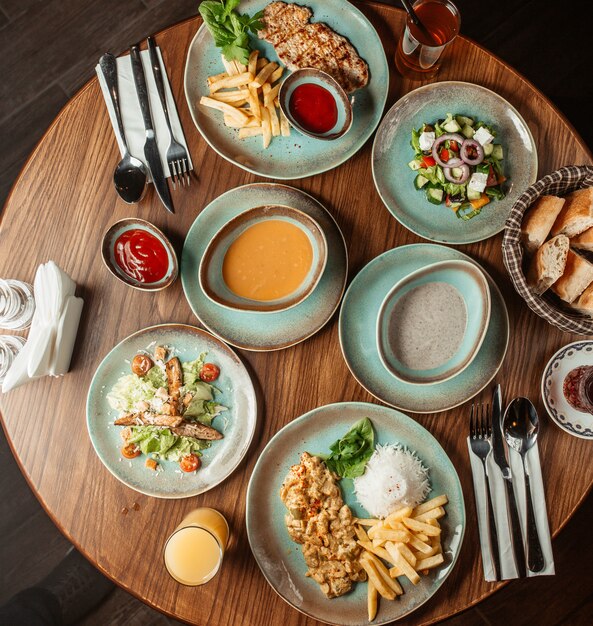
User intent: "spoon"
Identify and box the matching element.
[503,397,545,573]
[99,53,147,204]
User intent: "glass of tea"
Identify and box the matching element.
[164,508,229,586]
[395,0,461,80]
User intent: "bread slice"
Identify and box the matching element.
[521,195,566,253]
[550,186,593,238]
[550,249,593,303]
[527,235,569,295]
[572,282,593,315]
[569,225,593,252]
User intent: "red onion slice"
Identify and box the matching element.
[444,164,470,184]
[460,139,484,165]
[431,133,465,167]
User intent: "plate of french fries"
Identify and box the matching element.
[246,402,465,626]
[183,0,389,180]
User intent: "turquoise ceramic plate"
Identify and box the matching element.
[377,260,491,385]
[246,402,465,625]
[183,0,388,179]
[181,184,348,351]
[86,324,257,498]
[372,81,538,244]
[339,245,509,413]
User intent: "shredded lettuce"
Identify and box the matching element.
[107,371,162,412]
[443,182,467,199]
[127,426,210,461]
[184,398,227,426]
[418,166,445,186]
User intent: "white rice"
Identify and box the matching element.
[353,443,430,518]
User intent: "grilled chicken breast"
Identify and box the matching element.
[172,422,224,441]
[114,412,183,428]
[258,2,369,93]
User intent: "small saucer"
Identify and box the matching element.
[541,340,593,439]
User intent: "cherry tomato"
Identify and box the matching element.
[450,140,459,151]
[121,443,141,459]
[131,354,153,376]
[421,155,436,168]
[439,148,450,162]
[200,363,220,382]
[180,454,201,473]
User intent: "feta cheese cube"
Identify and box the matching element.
[419,131,435,151]
[468,172,488,193]
[473,126,494,146]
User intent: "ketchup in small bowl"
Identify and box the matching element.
[102,219,178,291]
[279,68,353,140]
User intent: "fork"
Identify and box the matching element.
[469,402,501,580]
[147,36,191,188]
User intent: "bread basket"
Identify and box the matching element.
[502,165,593,334]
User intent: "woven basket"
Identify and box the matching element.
[502,165,593,334]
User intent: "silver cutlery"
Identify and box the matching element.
[147,36,191,189]
[129,43,175,214]
[491,384,527,577]
[99,53,148,204]
[504,397,545,573]
[469,402,500,580]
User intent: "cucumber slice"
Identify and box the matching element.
[450,167,463,179]
[414,174,429,189]
[461,124,475,139]
[435,167,446,184]
[408,159,422,171]
[483,143,494,156]
[443,119,461,133]
[492,144,504,160]
[467,188,482,201]
[426,188,444,204]
[456,115,474,127]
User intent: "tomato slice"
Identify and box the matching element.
[200,363,220,382]
[180,454,201,473]
[450,140,459,151]
[421,155,436,168]
[440,148,450,162]
[121,443,141,459]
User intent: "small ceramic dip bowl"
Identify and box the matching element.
[101,218,178,291]
[199,205,328,313]
[278,68,353,140]
[377,259,491,385]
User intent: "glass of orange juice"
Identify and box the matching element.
[163,508,229,586]
[395,0,461,80]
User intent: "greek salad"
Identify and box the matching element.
[409,113,507,220]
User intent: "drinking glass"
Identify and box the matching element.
[0,279,35,330]
[0,335,26,384]
[163,508,229,586]
[395,0,461,80]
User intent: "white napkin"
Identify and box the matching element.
[2,262,84,393]
[467,438,554,580]
[95,47,193,181]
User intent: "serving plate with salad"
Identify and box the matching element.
[86,324,257,498]
[372,81,537,244]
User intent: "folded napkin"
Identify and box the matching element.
[468,438,554,580]
[2,262,84,393]
[95,47,192,181]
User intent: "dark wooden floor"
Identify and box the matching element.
[1,0,592,624]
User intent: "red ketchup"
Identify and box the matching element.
[289,83,338,134]
[114,229,169,284]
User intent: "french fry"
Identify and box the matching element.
[211,90,250,102]
[261,106,272,149]
[200,96,249,123]
[385,542,420,585]
[248,86,262,121]
[256,57,269,69]
[355,526,370,542]
[370,529,411,543]
[279,108,291,136]
[269,65,284,83]
[223,114,259,128]
[412,495,449,517]
[221,55,238,75]
[357,540,395,566]
[408,535,433,555]
[359,553,395,600]
[416,553,445,571]
[365,552,403,595]
[368,580,378,621]
[210,72,254,93]
[402,517,441,537]
[394,541,417,567]
[207,72,228,86]
[265,83,282,107]
[251,61,278,87]
[385,507,414,526]
[248,49,259,77]
[233,60,247,74]
[415,532,430,542]
[239,127,263,139]
[355,518,381,526]
[414,507,446,523]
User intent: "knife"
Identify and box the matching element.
[129,43,174,214]
[491,383,527,577]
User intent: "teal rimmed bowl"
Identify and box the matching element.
[377,260,491,385]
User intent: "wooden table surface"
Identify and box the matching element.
[1,2,592,625]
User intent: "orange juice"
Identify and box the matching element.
[164,508,229,586]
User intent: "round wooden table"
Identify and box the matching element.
[1,3,592,624]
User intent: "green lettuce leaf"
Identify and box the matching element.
[127,426,210,462]
[321,418,375,479]
[107,372,161,412]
